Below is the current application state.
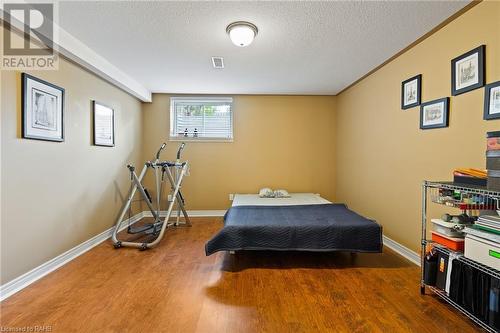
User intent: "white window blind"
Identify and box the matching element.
[169,97,233,141]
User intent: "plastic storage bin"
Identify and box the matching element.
[464,234,500,271]
[431,231,464,251]
[431,218,467,237]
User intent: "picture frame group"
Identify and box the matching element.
[401,44,498,129]
[21,73,116,146]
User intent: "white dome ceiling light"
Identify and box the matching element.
[226,21,258,47]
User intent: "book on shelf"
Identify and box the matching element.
[474,224,500,235]
[465,226,500,244]
[476,215,500,233]
[478,215,500,224]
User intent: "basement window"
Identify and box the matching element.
[169,97,233,142]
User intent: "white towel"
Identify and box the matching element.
[445,252,460,295]
[274,189,291,198]
[259,188,275,198]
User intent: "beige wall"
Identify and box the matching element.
[0,52,143,282]
[142,94,336,209]
[4,1,496,286]
[335,1,500,253]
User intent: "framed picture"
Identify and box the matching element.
[484,81,500,120]
[22,73,64,142]
[401,74,421,109]
[420,97,449,130]
[451,45,485,96]
[93,101,115,147]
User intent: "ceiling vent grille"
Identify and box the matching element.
[211,57,224,69]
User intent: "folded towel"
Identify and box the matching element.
[274,189,291,198]
[259,188,275,198]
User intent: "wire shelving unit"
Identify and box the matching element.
[421,181,500,333]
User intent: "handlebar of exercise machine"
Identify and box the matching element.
[156,142,167,160]
[145,142,187,168]
[176,142,186,161]
[154,142,184,161]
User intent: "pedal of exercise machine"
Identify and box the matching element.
[127,221,163,235]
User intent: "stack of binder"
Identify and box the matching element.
[487,131,500,191]
[464,216,500,271]
[475,215,500,235]
[453,168,487,186]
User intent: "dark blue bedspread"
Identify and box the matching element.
[205,204,382,255]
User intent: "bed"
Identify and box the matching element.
[205,193,383,255]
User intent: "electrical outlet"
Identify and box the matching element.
[168,194,173,201]
[229,194,234,201]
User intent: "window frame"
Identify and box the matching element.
[169,96,234,142]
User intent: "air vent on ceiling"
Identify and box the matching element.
[211,57,224,69]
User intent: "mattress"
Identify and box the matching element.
[205,200,383,255]
[232,193,331,206]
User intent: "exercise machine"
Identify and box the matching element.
[111,142,191,250]
[112,142,190,250]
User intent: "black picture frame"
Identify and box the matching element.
[92,100,115,147]
[420,97,449,130]
[484,81,500,120]
[22,73,65,142]
[401,74,422,110]
[451,45,485,96]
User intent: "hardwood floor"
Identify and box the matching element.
[0,218,480,332]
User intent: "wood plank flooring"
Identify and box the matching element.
[0,218,481,332]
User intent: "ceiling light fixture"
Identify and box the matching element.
[226,21,258,47]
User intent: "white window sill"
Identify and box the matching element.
[169,137,233,143]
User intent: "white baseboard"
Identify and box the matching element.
[186,210,226,217]
[1,209,420,302]
[0,212,144,302]
[0,209,225,301]
[383,235,421,266]
[143,210,226,218]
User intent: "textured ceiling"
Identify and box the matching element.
[59,1,469,95]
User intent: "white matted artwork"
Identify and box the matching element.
[401,74,421,110]
[22,73,64,142]
[455,54,478,89]
[484,81,500,120]
[93,101,115,147]
[451,45,485,96]
[420,97,449,130]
